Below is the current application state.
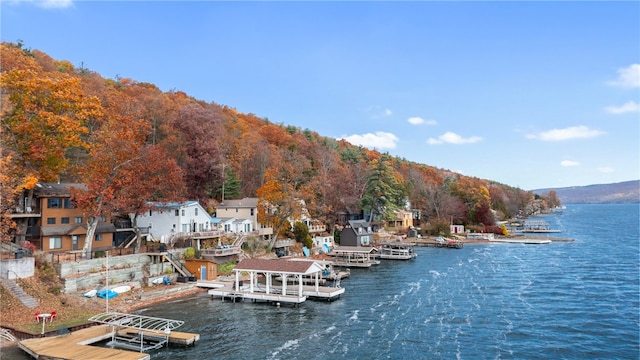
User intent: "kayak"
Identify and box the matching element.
[111,285,132,294]
[97,289,118,299]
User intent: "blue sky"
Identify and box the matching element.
[2,1,639,190]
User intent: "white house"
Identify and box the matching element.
[312,234,335,252]
[450,224,465,234]
[136,201,212,241]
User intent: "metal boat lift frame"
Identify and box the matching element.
[88,312,184,352]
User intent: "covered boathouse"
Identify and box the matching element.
[208,258,345,304]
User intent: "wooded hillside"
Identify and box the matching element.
[1,41,553,243]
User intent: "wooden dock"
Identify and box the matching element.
[18,324,199,359]
[207,280,345,303]
[19,325,149,360]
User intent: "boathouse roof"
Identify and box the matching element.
[234,258,323,275]
[332,246,378,253]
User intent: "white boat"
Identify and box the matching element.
[83,289,97,298]
[111,285,133,294]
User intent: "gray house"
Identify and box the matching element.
[339,220,374,247]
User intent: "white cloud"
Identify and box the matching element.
[525,126,605,141]
[604,101,640,114]
[427,131,483,145]
[597,167,614,173]
[365,106,392,119]
[560,160,580,167]
[607,64,640,88]
[338,131,399,149]
[408,117,437,126]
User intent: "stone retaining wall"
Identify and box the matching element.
[56,251,184,294]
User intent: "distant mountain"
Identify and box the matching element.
[532,180,640,204]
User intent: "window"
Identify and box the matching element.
[47,218,56,225]
[235,208,238,213]
[74,217,83,224]
[181,209,185,216]
[149,210,153,216]
[49,237,62,249]
[47,198,62,208]
[61,217,70,224]
[63,199,73,208]
[195,208,198,216]
[251,208,254,216]
[95,234,103,241]
[175,209,179,216]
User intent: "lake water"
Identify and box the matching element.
[4,204,639,359]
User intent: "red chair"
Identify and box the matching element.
[34,312,40,323]
[50,311,56,322]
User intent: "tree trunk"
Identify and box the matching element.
[82,216,99,259]
[133,213,142,254]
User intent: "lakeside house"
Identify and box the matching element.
[339,220,374,247]
[215,198,273,241]
[9,183,115,253]
[136,200,214,243]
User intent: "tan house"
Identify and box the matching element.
[215,198,273,239]
[387,209,413,230]
[11,183,115,253]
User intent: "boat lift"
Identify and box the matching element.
[88,312,184,352]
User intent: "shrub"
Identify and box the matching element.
[217,261,236,275]
[184,247,196,259]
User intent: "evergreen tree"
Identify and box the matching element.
[361,155,406,222]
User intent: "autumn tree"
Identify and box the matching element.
[74,85,184,257]
[1,43,102,242]
[0,61,101,182]
[450,176,494,226]
[257,167,310,249]
[165,103,224,200]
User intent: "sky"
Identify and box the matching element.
[2,1,639,190]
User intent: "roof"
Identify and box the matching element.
[148,200,200,209]
[217,197,258,208]
[34,183,87,197]
[233,258,323,275]
[347,219,371,229]
[41,223,116,236]
[332,246,378,254]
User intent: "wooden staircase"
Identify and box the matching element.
[163,252,192,277]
